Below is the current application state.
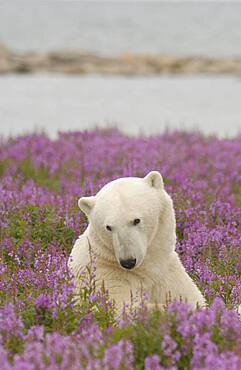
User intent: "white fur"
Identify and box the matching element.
[69,171,206,313]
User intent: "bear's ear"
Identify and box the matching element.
[143,171,164,189]
[78,196,95,215]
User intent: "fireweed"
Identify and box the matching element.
[0,129,240,369]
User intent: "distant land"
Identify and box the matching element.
[1,44,241,76]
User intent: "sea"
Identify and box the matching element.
[0,1,241,138]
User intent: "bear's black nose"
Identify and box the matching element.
[120,258,136,270]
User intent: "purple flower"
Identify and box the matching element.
[145,355,164,370]
[0,303,23,341]
[191,332,218,369]
[34,294,52,310]
[103,340,133,370]
[162,335,177,357]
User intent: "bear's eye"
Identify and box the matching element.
[106,225,112,231]
[133,218,141,226]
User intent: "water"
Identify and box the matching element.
[0,2,240,139]
[0,74,240,139]
[0,2,241,56]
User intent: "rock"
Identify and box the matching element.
[0,43,10,58]
[0,43,11,73]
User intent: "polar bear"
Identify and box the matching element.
[69,171,206,313]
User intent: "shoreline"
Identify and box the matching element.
[1,44,241,76]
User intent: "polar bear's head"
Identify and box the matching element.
[78,171,175,270]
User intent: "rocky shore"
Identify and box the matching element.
[1,44,241,76]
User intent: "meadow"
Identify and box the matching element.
[0,129,240,369]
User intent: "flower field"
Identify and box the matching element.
[0,129,240,369]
